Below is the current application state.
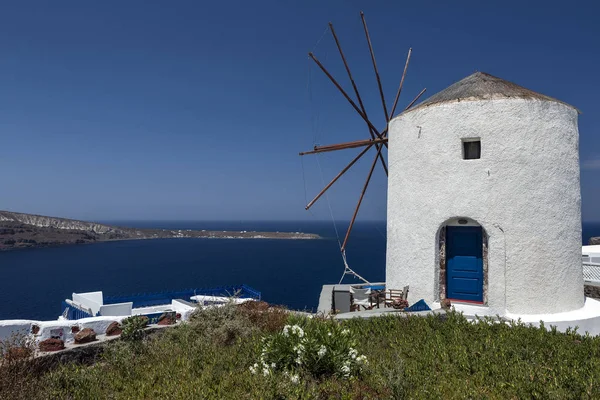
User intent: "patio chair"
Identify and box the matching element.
[349,287,373,311]
[384,285,410,308]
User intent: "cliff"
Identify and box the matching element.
[0,211,320,251]
[0,211,120,234]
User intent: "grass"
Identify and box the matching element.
[2,304,600,399]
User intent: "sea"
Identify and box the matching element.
[0,221,599,321]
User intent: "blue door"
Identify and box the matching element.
[446,226,483,302]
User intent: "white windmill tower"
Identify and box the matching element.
[301,14,600,333]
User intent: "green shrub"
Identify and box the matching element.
[188,303,259,345]
[120,315,148,341]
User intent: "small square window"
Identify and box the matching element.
[462,139,481,160]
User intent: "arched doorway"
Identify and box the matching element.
[438,218,488,304]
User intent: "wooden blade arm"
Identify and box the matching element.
[329,21,388,176]
[360,11,389,122]
[329,22,375,141]
[299,137,388,156]
[308,52,386,145]
[379,87,427,137]
[378,151,388,176]
[404,88,427,111]
[341,146,381,251]
[305,144,373,210]
[390,48,412,118]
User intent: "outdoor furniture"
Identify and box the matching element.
[384,285,410,308]
[372,289,386,308]
[349,287,373,311]
[332,288,352,314]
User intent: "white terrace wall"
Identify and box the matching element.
[387,98,583,315]
[0,302,199,343]
[37,317,124,343]
[0,317,123,343]
[0,320,33,342]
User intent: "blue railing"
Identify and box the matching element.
[103,284,261,309]
[61,300,94,320]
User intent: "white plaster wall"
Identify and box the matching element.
[76,291,103,305]
[0,320,34,342]
[76,317,122,338]
[0,318,121,344]
[506,298,600,336]
[37,320,75,342]
[387,98,583,315]
[98,302,133,317]
[37,317,124,343]
[131,305,173,315]
[171,300,197,321]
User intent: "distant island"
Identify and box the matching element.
[0,211,320,251]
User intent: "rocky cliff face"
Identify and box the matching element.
[0,211,120,234]
[590,237,600,245]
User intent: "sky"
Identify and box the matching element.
[0,1,598,222]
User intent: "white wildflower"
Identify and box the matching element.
[342,329,350,336]
[283,325,290,336]
[340,364,351,377]
[290,374,300,384]
[263,367,270,376]
[290,325,305,338]
[295,356,303,365]
[249,363,258,374]
[318,345,327,357]
[348,348,358,359]
[356,355,368,365]
[294,343,305,354]
[327,332,332,337]
[271,362,276,369]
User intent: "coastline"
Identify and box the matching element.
[0,210,321,252]
[0,234,322,252]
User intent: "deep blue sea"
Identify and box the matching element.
[0,221,598,321]
[0,221,386,320]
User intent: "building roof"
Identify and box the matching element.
[406,71,579,113]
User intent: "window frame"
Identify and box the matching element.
[462,138,481,160]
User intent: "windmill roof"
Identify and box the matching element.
[406,72,579,113]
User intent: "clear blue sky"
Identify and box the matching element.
[1,1,598,222]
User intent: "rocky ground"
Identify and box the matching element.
[0,211,320,251]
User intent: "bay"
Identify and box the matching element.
[1,220,598,321]
[0,221,386,320]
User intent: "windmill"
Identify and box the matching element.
[299,12,426,284]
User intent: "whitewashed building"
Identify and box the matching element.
[387,72,600,328]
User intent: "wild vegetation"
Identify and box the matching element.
[120,315,149,341]
[1,303,600,399]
